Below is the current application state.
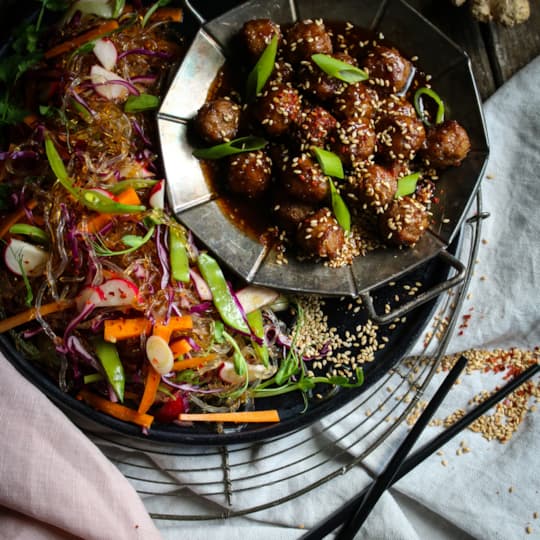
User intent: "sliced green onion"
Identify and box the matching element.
[311,53,368,84]
[246,34,278,100]
[45,136,69,182]
[9,224,49,244]
[414,87,445,126]
[311,146,344,179]
[395,172,421,199]
[142,0,171,27]
[108,179,158,194]
[193,136,267,160]
[112,0,126,18]
[329,179,351,232]
[124,93,159,113]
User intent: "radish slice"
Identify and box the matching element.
[93,38,117,71]
[90,65,129,101]
[189,269,212,301]
[4,238,48,277]
[75,285,106,312]
[149,179,165,209]
[236,285,279,314]
[219,361,271,384]
[146,335,174,375]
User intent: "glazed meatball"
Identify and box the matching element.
[272,59,294,84]
[285,19,333,64]
[421,120,471,168]
[350,164,397,213]
[296,207,345,260]
[227,150,272,198]
[242,19,281,61]
[253,83,301,137]
[273,197,315,232]
[331,117,376,167]
[333,82,378,120]
[281,153,329,204]
[300,52,356,101]
[291,106,337,149]
[379,196,429,246]
[194,98,240,144]
[378,95,417,119]
[363,45,413,93]
[377,114,426,162]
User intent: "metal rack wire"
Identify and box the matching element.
[85,193,484,526]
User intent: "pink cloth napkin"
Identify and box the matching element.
[0,357,161,540]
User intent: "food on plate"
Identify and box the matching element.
[0,2,365,432]
[193,18,471,264]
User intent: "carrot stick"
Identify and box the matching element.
[172,353,217,372]
[85,188,142,234]
[150,7,183,23]
[138,366,161,414]
[44,20,120,59]
[152,315,193,342]
[0,300,74,334]
[178,410,280,423]
[0,200,38,239]
[77,389,154,429]
[104,318,152,342]
[170,338,192,357]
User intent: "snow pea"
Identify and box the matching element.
[169,226,190,283]
[92,338,125,402]
[247,309,269,368]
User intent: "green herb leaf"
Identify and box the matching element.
[414,87,445,126]
[9,224,49,244]
[311,146,344,179]
[329,179,351,232]
[193,136,267,160]
[394,172,421,199]
[124,93,159,113]
[246,33,278,100]
[311,53,368,84]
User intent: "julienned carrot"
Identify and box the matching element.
[0,300,74,334]
[152,315,193,342]
[85,188,142,234]
[45,20,120,59]
[172,353,217,372]
[0,200,38,239]
[150,7,183,23]
[178,410,280,423]
[138,366,161,414]
[170,338,192,358]
[77,389,154,429]
[104,318,152,342]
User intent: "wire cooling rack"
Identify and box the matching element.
[84,193,485,525]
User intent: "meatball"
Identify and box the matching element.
[296,207,345,260]
[376,114,426,162]
[421,120,471,168]
[194,98,240,144]
[378,95,417,119]
[253,83,301,137]
[227,150,272,198]
[242,19,281,61]
[272,59,294,84]
[330,117,376,167]
[285,19,333,64]
[273,197,315,232]
[291,106,337,149]
[363,45,413,93]
[281,153,329,203]
[333,82,378,120]
[379,196,429,246]
[350,164,397,213]
[300,52,356,101]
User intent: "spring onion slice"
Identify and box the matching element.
[311,53,368,84]
[9,224,49,244]
[395,172,421,199]
[193,136,267,160]
[311,146,344,179]
[329,179,351,232]
[414,87,445,126]
[124,93,159,113]
[246,34,279,100]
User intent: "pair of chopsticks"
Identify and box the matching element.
[301,357,539,540]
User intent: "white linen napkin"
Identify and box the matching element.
[0,54,538,540]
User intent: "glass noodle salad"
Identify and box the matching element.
[0,0,363,431]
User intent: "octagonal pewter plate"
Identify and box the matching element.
[157,0,489,297]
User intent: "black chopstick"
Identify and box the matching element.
[301,360,539,540]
